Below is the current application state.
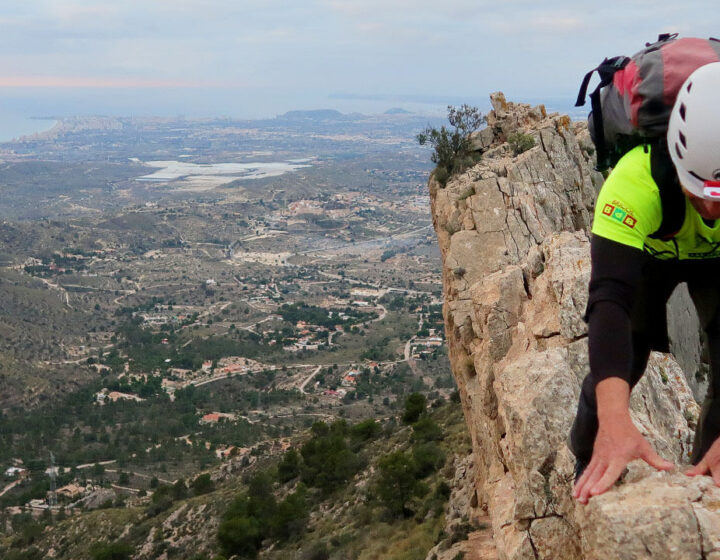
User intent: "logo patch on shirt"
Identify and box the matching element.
[623,215,637,228]
[602,203,636,229]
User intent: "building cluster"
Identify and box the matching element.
[316,361,374,399]
[341,369,360,387]
[408,336,444,359]
[95,389,146,404]
[4,465,28,479]
[3,459,104,513]
[200,411,237,424]
[281,320,328,352]
[216,356,260,376]
[322,388,348,398]
[25,480,101,510]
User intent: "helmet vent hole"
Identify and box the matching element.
[679,131,687,148]
[675,143,684,159]
[687,81,693,93]
[679,103,687,121]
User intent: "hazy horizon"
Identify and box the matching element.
[0,88,584,143]
[0,87,580,121]
[1,0,717,128]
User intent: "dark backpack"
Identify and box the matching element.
[576,34,720,172]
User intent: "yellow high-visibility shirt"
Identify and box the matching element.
[593,145,720,260]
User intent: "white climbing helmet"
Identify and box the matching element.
[668,62,720,200]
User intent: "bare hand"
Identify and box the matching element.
[686,438,720,484]
[573,416,674,504]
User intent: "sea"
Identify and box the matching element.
[0,90,582,145]
[0,112,57,143]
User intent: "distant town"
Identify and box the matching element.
[0,109,452,518]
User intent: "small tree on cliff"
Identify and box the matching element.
[416,104,486,185]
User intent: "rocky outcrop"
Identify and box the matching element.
[426,455,499,560]
[430,93,720,559]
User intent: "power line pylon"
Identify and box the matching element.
[48,451,58,507]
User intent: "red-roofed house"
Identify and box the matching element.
[201,413,221,424]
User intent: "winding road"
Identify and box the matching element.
[299,365,323,394]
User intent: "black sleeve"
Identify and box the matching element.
[586,234,648,384]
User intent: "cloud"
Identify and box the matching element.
[236,28,299,45]
[490,12,586,34]
[0,0,719,116]
[43,1,123,25]
[322,0,487,18]
[0,76,225,88]
[318,0,591,53]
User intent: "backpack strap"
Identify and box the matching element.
[648,139,685,240]
[575,56,630,107]
[576,56,631,171]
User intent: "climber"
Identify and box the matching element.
[570,62,720,504]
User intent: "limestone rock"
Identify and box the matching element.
[668,284,709,402]
[470,127,496,153]
[429,94,711,559]
[576,473,720,559]
[443,454,480,533]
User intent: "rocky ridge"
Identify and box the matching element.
[429,93,720,559]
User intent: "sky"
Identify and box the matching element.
[0,0,718,119]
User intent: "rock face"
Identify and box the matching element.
[669,285,708,401]
[430,93,720,559]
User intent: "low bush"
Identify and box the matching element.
[350,419,382,442]
[277,448,301,483]
[300,421,364,492]
[402,393,427,424]
[90,541,134,560]
[507,132,535,155]
[303,542,330,560]
[411,417,443,443]
[191,473,214,495]
[412,442,446,478]
[218,473,309,558]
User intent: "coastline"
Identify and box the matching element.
[0,116,59,143]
